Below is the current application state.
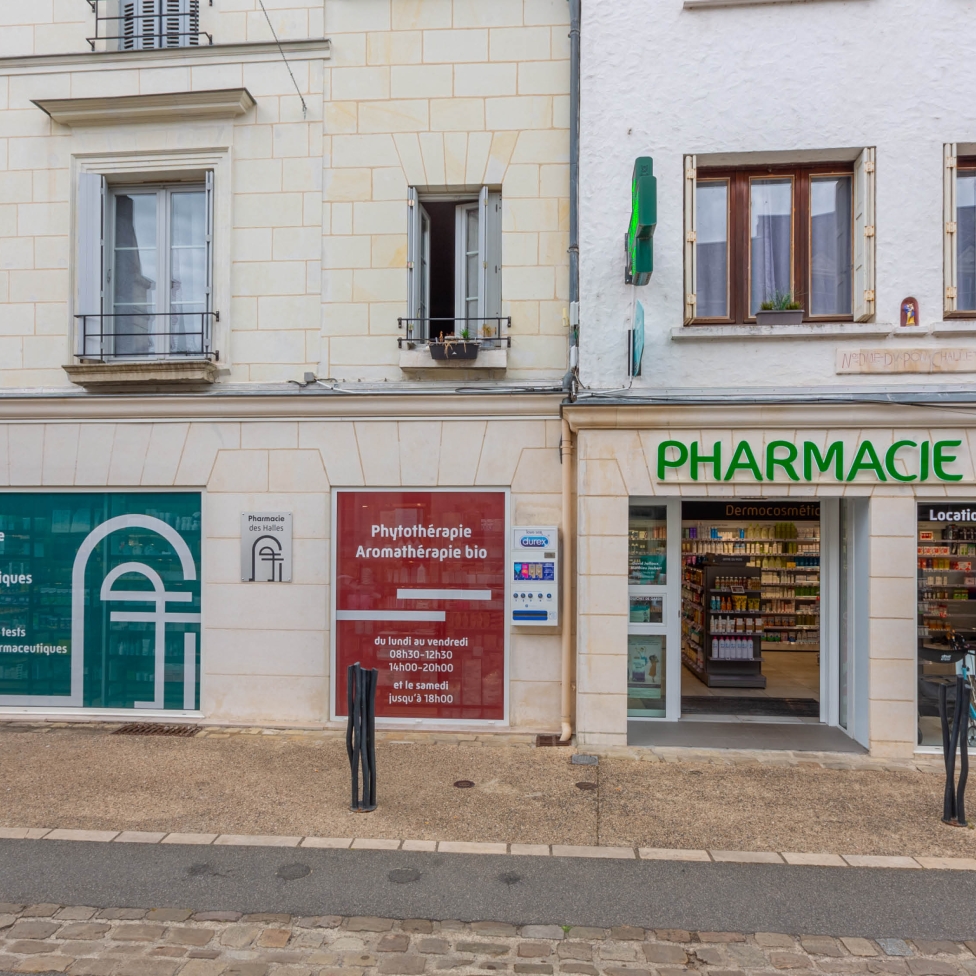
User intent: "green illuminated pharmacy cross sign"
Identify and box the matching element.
[626,156,657,286]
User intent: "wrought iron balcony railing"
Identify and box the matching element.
[396,316,512,349]
[85,0,212,52]
[75,312,217,362]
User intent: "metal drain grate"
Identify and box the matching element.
[535,734,571,747]
[112,723,201,737]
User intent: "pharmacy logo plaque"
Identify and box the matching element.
[241,513,292,582]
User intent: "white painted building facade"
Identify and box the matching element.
[573,0,976,756]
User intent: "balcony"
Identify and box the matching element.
[397,317,511,370]
[65,312,218,388]
[85,0,212,52]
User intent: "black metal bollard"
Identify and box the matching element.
[346,662,378,812]
[940,675,970,827]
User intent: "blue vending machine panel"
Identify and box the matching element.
[511,526,559,626]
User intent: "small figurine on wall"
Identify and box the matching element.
[901,296,920,327]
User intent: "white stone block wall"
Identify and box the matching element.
[0,411,565,729]
[0,1,323,57]
[0,0,571,390]
[320,0,571,382]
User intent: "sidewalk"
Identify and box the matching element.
[0,722,971,860]
[0,902,974,976]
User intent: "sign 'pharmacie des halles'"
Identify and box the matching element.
[655,436,970,484]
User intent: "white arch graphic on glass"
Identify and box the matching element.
[69,514,199,708]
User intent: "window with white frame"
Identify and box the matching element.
[406,187,502,343]
[684,149,876,324]
[116,0,201,50]
[76,172,213,361]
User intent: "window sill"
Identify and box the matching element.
[64,360,218,389]
[671,322,893,341]
[931,321,976,338]
[398,346,508,370]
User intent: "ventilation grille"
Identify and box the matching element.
[112,723,201,737]
[535,734,571,747]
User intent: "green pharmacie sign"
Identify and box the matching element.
[0,493,201,710]
[657,438,966,483]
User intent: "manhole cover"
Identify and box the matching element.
[276,863,311,881]
[575,781,598,791]
[571,754,599,765]
[454,780,475,788]
[388,868,421,884]
[113,723,201,737]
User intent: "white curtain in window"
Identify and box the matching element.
[958,172,976,311]
[112,192,158,357]
[750,179,792,314]
[696,180,728,318]
[810,176,852,317]
[170,190,208,354]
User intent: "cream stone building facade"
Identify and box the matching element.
[0,1,575,736]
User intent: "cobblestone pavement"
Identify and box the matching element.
[0,904,973,976]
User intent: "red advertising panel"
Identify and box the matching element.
[334,490,506,721]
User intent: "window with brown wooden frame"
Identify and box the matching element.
[952,156,976,314]
[692,165,855,324]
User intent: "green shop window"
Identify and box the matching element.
[0,492,201,710]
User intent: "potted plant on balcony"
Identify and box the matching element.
[428,329,480,361]
[755,292,804,325]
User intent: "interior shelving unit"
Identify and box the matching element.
[916,528,976,644]
[682,555,766,688]
[915,516,976,740]
[681,524,820,654]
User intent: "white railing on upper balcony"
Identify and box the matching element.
[85,0,211,52]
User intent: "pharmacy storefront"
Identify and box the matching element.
[566,401,976,758]
[0,393,566,732]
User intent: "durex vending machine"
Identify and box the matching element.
[511,526,559,626]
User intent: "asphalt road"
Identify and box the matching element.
[0,839,970,940]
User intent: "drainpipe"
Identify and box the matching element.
[559,415,575,743]
[568,0,580,309]
[558,0,581,743]
[562,0,581,400]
